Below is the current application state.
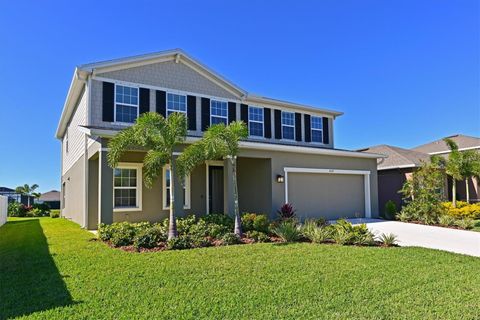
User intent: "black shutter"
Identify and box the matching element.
[139,88,150,115]
[295,113,302,142]
[264,108,271,138]
[156,90,166,117]
[240,104,248,126]
[228,102,236,123]
[102,82,114,122]
[274,109,282,139]
[322,117,330,144]
[187,95,197,130]
[201,97,210,131]
[304,114,311,142]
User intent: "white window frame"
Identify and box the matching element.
[166,92,187,117]
[310,115,324,144]
[162,164,191,210]
[113,162,143,212]
[210,99,228,125]
[114,84,139,124]
[281,111,295,141]
[248,106,265,138]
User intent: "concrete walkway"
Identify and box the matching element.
[347,219,480,257]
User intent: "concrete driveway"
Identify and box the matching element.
[348,219,480,257]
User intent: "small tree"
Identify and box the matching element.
[177,121,248,236]
[15,184,39,206]
[399,158,446,224]
[458,150,480,203]
[108,112,187,239]
[443,138,464,207]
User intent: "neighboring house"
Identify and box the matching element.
[0,187,33,205]
[361,134,480,214]
[56,49,383,229]
[37,190,61,209]
[358,145,431,213]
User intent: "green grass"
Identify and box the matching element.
[1,218,479,320]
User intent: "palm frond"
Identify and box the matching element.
[143,150,170,188]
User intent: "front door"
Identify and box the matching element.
[208,165,224,213]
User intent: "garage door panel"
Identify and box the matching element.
[288,173,365,220]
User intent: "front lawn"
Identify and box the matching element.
[1,218,479,319]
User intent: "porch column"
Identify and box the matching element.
[172,159,185,217]
[98,150,113,224]
[224,158,235,216]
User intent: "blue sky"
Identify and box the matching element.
[0,0,478,192]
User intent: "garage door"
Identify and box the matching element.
[287,170,369,220]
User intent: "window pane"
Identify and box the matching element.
[282,126,294,140]
[167,93,186,113]
[312,130,323,143]
[116,104,137,123]
[114,188,136,208]
[282,112,294,126]
[249,121,263,137]
[248,107,263,122]
[211,116,227,125]
[211,100,227,117]
[311,116,323,129]
[115,85,138,105]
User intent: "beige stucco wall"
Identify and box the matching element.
[237,157,272,215]
[61,155,85,226]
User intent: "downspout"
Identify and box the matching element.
[83,74,91,229]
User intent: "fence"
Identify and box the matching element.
[0,195,7,227]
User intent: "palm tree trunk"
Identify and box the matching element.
[452,179,457,208]
[168,159,178,240]
[465,178,470,204]
[27,195,30,207]
[231,156,242,236]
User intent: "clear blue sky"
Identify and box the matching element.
[0,0,479,192]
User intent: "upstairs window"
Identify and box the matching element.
[115,85,139,123]
[210,100,228,125]
[248,106,264,137]
[281,111,295,140]
[311,116,323,143]
[167,93,187,116]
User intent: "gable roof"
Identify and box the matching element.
[56,49,343,139]
[39,190,60,202]
[411,134,480,155]
[359,145,431,170]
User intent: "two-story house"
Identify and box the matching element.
[56,49,383,229]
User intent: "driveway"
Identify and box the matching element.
[348,219,480,257]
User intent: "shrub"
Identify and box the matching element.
[301,219,318,239]
[200,213,234,228]
[7,202,27,217]
[98,222,151,247]
[277,203,296,221]
[384,200,397,220]
[167,236,193,250]
[454,219,475,230]
[50,210,60,218]
[205,223,230,239]
[245,230,270,242]
[377,233,398,247]
[221,232,241,245]
[273,220,302,243]
[305,225,335,244]
[442,202,480,220]
[332,219,375,246]
[241,213,270,233]
[133,224,167,250]
[438,215,456,227]
[31,203,50,216]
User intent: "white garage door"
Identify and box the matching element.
[285,168,371,220]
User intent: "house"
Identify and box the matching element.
[56,49,383,229]
[37,190,61,209]
[361,134,480,213]
[0,187,33,205]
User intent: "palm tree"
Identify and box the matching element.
[443,138,463,207]
[177,121,248,236]
[107,112,187,239]
[15,184,39,206]
[459,150,480,203]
